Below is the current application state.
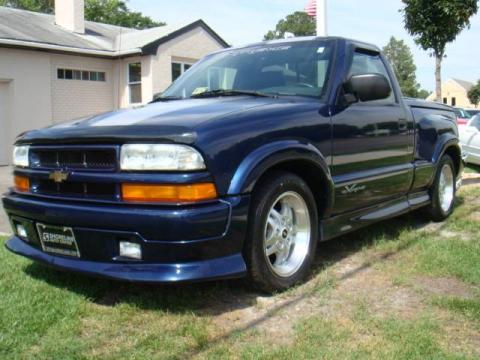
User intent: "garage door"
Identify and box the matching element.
[0,82,10,165]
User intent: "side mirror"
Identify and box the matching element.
[343,73,392,103]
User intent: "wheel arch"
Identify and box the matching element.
[433,135,462,176]
[227,140,334,218]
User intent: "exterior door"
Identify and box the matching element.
[331,50,414,214]
[0,81,10,166]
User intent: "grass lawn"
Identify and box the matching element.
[464,164,480,174]
[1,180,479,359]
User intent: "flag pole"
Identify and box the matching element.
[316,0,327,36]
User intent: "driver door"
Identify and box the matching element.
[331,49,414,214]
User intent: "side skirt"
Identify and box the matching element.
[320,191,430,241]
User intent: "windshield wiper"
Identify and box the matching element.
[190,89,275,99]
[150,95,183,103]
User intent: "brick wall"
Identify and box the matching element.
[51,54,115,123]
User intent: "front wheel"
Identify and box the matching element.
[245,172,318,293]
[424,154,456,222]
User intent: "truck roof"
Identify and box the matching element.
[212,36,381,55]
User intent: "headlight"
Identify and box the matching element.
[13,146,29,167]
[120,144,206,171]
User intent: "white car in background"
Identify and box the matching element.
[460,115,480,165]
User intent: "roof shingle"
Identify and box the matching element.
[0,6,228,56]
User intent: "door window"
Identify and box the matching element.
[349,51,395,104]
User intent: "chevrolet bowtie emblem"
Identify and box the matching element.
[49,170,70,183]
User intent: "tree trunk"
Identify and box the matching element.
[435,54,442,103]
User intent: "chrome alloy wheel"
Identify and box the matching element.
[263,191,311,278]
[439,164,455,213]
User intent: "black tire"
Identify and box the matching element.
[424,154,457,222]
[245,171,318,293]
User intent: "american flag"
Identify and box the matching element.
[305,0,316,17]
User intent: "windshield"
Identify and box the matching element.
[162,41,334,99]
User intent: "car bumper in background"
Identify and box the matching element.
[463,152,480,166]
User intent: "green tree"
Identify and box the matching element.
[468,81,480,108]
[383,36,420,97]
[0,0,164,29]
[401,0,478,102]
[264,11,315,40]
[84,0,164,29]
[417,89,431,99]
[0,0,53,12]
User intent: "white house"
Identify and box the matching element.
[0,1,228,165]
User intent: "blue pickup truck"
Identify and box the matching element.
[3,37,462,292]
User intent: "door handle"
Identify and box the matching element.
[398,118,408,131]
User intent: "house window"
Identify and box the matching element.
[451,97,456,107]
[128,62,142,104]
[172,62,193,81]
[57,68,106,82]
[443,97,447,104]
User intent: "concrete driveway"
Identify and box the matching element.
[0,166,12,234]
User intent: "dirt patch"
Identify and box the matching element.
[331,255,424,320]
[462,172,480,180]
[208,251,424,346]
[207,280,332,346]
[420,222,445,233]
[439,229,472,241]
[467,212,480,222]
[413,276,476,299]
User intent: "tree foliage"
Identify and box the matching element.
[401,0,478,101]
[264,11,315,40]
[417,89,431,99]
[383,36,420,97]
[468,81,480,107]
[84,0,164,29]
[0,0,53,13]
[0,0,164,29]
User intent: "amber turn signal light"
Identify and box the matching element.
[121,183,217,203]
[14,175,30,193]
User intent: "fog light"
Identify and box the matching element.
[119,241,142,260]
[16,224,28,239]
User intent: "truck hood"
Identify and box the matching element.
[17,97,278,145]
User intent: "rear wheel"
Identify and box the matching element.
[245,172,318,293]
[424,155,456,222]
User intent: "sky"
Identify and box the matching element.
[128,0,480,91]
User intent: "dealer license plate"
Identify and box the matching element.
[36,223,81,258]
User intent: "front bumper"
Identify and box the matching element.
[2,193,250,283]
[5,236,246,282]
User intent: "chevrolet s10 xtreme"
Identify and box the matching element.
[3,37,462,292]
